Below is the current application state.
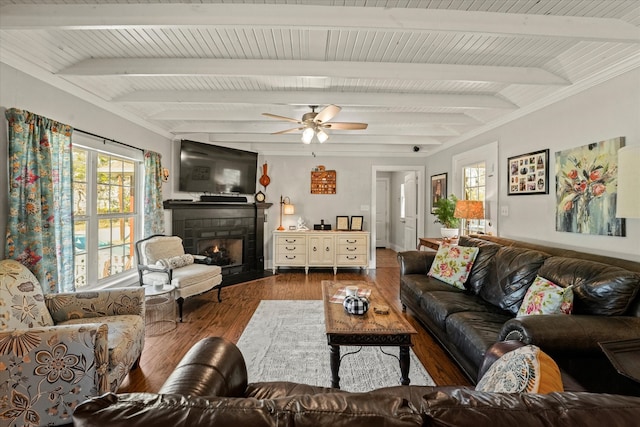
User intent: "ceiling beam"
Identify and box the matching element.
[1,4,637,43]
[195,133,444,146]
[115,90,517,110]
[149,109,482,125]
[170,121,458,136]
[59,58,568,86]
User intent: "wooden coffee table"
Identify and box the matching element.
[322,280,417,389]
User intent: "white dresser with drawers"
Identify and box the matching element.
[272,230,369,274]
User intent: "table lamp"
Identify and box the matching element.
[277,195,295,230]
[454,200,485,236]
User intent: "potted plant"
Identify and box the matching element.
[434,194,460,239]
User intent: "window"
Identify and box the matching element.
[462,162,486,235]
[72,140,141,289]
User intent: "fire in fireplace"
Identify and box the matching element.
[198,238,243,267]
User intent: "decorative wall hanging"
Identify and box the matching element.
[507,149,549,195]
[430,173,447,214]
[311,165,336,194]
[555,137,625,236]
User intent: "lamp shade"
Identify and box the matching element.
[454,200,485,220]
[283,203,295,215]
[616,145,640,218]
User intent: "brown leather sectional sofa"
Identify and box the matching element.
[398,235,640,395]
[72,337,640,427]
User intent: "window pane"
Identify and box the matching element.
[73,183,87,216]
[74,221,87,254]
[97,154,110,184]
[110,159,124,184]
[74,253,87,289]
[97,184,110,213]
[73,149,87,181]
[98,248,111,280]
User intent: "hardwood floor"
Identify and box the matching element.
[119,248,471,393]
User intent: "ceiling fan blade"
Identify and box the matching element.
[262,113,301,124]
[314,104,341,124]
[324,122,368,130]
[272,127,304,135]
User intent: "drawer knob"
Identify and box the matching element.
[347,255,358,260]
[347,247,356,251]
[285,255,296,260]
[346,239,357,243]
[286,246,296,251]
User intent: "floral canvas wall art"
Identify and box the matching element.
[555,137,625,236]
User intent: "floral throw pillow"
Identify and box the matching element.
[516,275,573,317]
[427,244,479,290]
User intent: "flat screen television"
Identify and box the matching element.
[179,140,258,195]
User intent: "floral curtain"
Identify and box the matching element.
[4,108,75,293]
[143,150,165,237]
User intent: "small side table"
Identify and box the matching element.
[599,338,640,384]
[417,237,442,251]
[144,284,177,336]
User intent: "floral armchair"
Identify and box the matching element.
[0,259,145,427]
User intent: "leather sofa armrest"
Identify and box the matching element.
[159,337,248,397]
[397,251,435,276]
[498,315,640,353]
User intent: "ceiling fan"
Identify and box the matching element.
[262,105,368,144]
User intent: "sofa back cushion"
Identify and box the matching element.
[458,236,501,294]
[139,236,185,265]
[479,247,550,315]
[0,259,54,329]
[537,257,640,316]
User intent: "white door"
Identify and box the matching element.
[403,172,418,251]
[452,142,499,235]
[375,178,390,248]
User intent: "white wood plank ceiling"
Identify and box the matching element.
[1,0,638,157]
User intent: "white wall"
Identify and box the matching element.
[0,63,173,258]
[2,64,638,264]
[425,68,640,262]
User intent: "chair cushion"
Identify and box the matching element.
[479,247,550,314]
[171,264,222,289]
[0,259,54,329]
[141,236,186,265]
[60,315,145,389]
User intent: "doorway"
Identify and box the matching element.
[370,165,425,269]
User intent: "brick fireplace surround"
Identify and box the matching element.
[163,200,273,288]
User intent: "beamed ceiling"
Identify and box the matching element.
[1,1,639,157]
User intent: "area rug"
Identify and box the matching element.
[236,300,435,392]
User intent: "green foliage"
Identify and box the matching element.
[434,194,460,228]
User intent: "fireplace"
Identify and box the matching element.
[163,200,272,281]
[198,238,243,268]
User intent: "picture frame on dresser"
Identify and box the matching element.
[336,216,350,231]
[350,216,363,231]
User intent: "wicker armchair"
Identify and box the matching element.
[0,259,145,427]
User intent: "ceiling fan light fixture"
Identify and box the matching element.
[302,127,315,144]
[316,129,329,143]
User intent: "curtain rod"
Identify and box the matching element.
[75,128,144,153]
